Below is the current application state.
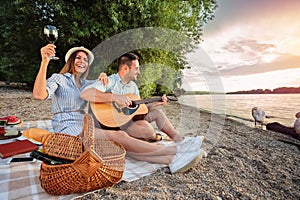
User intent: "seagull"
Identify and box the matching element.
[252,107,265,127]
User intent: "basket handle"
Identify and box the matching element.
[81,114,95,151]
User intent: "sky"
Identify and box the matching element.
[182,0,300,93]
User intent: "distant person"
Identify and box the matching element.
[294,112,300,135]
[266,112,300,140]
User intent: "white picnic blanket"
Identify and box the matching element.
[0,120,167,200]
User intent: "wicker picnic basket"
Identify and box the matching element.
[39,114,126,195]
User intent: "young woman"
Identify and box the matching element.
[33,44,106,136]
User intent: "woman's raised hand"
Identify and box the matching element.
[40,44,56,61]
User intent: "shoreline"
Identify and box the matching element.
[0,87,299,199]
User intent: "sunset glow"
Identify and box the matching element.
[183,0,300,92]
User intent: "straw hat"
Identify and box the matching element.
[65,46,94,65]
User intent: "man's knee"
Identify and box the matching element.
[127,120,155,139]
[150,108,166,118]
[134,120,153,130]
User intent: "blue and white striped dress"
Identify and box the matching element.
[46,73,97,136]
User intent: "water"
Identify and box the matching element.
[178,94,299,127]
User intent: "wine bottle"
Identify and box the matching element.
[30,150,73,165]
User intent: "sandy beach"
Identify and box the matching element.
[0,87,299,199]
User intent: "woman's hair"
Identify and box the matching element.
[117,52,139,71]
[59,51,90,79]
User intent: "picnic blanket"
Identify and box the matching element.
[0,120,167,200]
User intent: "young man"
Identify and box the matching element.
[81,52,185,142]
[80,53,205,173]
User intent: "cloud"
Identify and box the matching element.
[222,38,276,54]
[219,54,300,77]
[182,0,300,92]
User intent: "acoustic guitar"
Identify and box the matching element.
[90,94,177,127]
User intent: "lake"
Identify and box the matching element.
[178,94,299,127]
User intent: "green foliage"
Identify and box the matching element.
[0,0,217,96]
[136,49,182,98]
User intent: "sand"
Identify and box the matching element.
[0,87,299,199]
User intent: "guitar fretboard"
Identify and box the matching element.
[133,97,162,105]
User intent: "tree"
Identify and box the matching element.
[0,0,217,96]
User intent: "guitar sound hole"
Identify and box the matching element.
[122,104,140,115]
[129,102,137,108]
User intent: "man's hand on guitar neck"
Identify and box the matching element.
[111,93,168,108]
[148,94,167,108]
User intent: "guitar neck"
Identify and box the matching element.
[133,97,162,105]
